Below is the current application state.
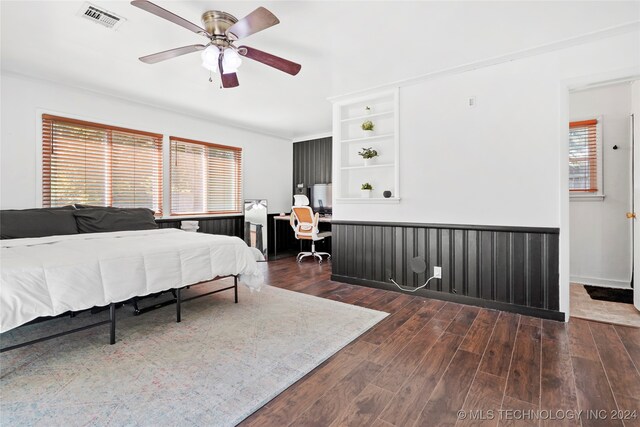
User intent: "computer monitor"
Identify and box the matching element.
[311,183,332,213]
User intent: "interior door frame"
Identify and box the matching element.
[560,69,640,320]
[632,80,640,310]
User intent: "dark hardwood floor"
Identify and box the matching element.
[240,258,640,427]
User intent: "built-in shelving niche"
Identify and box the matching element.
[332,89,400,203]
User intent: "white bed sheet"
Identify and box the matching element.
[0,229,263,333]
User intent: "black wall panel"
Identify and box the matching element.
[268,213,298,255]
[292,137,332,194]
[156,216,244,238]
[331,221,562,320]
[156,215,326,259]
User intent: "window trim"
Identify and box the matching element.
[569,116,603,200]
[169,136,242,154]
[41,113,164,214]
[42,114,163,140]
[169,135,243,216]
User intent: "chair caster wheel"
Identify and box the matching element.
[319,260,323,264]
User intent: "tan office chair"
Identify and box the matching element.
[290,195,331,263]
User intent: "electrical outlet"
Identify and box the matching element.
[434,266,442,279]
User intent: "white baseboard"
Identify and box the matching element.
[570,275,632,289]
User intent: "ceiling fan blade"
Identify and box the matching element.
[238,46,301,76]
[131,0,208,36]
[139,44,206,64]
[221,73,240,88]
[226,7,279,40]
[218,56,240,88]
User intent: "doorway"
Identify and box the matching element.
[568,80,640,327]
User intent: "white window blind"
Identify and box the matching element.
[170,136,242,215]
[569,119,599,193]
[42,115,163,213]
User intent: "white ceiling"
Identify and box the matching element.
[1,1,638,139]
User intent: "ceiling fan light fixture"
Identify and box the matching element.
[201,45,220,72]
[221,48,242,74]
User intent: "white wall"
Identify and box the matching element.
[569,84,632,288]
[333,32,639,227]
[0,72,292,215]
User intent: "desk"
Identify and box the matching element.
[273,215,332,259]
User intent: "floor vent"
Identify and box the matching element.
[77,3,124,29]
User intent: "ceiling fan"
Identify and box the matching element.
[131,0,302,88]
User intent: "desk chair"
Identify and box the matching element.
[290,195,331,263]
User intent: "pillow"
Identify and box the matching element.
[0,206,78,239]
[73,208,158,233]
[74,204,116,209]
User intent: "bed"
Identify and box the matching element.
[0,223,263,351]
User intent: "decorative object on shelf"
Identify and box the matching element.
[383,190,392,198]
[361,182,373,198]
[365,105,372,115]
[295,182,306,194]
[361,120,375,135]
[358,147,378,166]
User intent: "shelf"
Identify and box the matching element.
[336,197,401,204]
[341,163,394,170]
[341,133,394,144]
[340,110,394,123]
[333,88,399,203]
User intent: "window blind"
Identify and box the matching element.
[42,115,163,213]
[569,119,598,192]
[170,136,242,215]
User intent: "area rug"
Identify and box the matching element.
[0,281,388,426]
[584,285,634,304]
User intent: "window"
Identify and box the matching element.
[42,115,163,214]
[170,136,242,215]
[569,118,601,194]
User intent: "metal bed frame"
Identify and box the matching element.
[176,276,238,323]
[0,275,238,353]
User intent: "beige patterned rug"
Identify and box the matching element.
[0,280,388,426]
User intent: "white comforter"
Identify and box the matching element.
[0,229,264,333]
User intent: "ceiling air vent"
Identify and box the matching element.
[77,3,124,30]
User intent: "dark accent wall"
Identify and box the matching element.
[293,137,332,194]
[156,216,244,238]
[268,213,296,255]
[331,221,562,320]
[157,215,296,259]
[268,213,332,257]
